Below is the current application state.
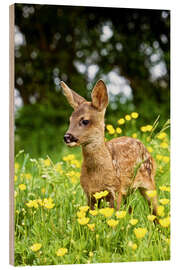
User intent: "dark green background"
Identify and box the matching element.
[14,4,170,158]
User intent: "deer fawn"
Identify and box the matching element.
[61,80,158,215]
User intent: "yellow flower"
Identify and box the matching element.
[43,198,55,209]
[55,163,63,174]
[115,210,126,219]
[107,219,119,228]
[14,175,18,182]
[147,146,153,153]
[71,159,81,168]
[25,173,32,180]
[134,228,147,239]
[159,198,170,205]
[79,206,89,212]
[132,133,137,138]
[145,190,157,198]
[41,188,46,194]
[106,125,115,134]
[99,207,114,218]
[165,238,170,245]
[159,186,170,192]
[140,126,147,132]
[159,217,170,228]
[157,132,167,140]
[146,125,153,131]
[156,154,163,161]
[109,128,115,135]
[87,223,95,231]
[93,190,109,200]
[89,251,93,257]
[30,243,42,252]
[89,210,98,216]
[15,162,19,171]
[63,154,75,161]
[131,112,139,119]
[146,136,151,142]
[117,118,125,125]
[147,215,156,221]
[125,114,131,121]
[44,159,51,166]
[56,248,68,257]
[128,241,137,250]
[77,211,86,218]
[19,184,26,191]
[26,200,38,208]
[157,205,165,217]
[160,142,168,149]
[129,218,138,225]
[162,156,170,163]
[78,217,90,225]
[116,127,122,134]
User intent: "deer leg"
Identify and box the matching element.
[139,187,158,216]
[87,194,96,210]
[116,191,123,210]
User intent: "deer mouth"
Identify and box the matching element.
[64,133,79,147]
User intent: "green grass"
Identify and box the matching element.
[14,115,170,266]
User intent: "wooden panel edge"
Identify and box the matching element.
[9,3,14,266]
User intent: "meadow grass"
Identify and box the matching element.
[14,114,170,266]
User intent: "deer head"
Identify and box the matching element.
[61,80,108,147]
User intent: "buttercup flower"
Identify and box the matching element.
[157,132,167,140]
[87,223,95,231]
[129,218,138,225]
[56,248,68,257]
[93,190,109,200]
[128,241,137,250]
[156,154,163,161]
[117,118,125,125]
[99,207,114,218]
[159,186,170,192]
[78,217,90,225]
[43,159,51,166]
[30,243,42,252]
[131,112,139,119]
[160,142,168,149]
[79,206,89,212]
[145,190,157,198]
[134,228,147,239]
[147,215,156,221]
[19,184,26,191]
[115,210,126,219]
[159,199,170,205]
[43,198,55,209]
[157,205,165,217]
[162,156,170,163]
[26,200,38,209]
[116,127,122,134]
[125,114,131,121]
[147,146,153,153]
[159,217,170,228]
[14,175,17,182]
[107,219,119,228]
[89,210,98,216]
[132,133,137,138]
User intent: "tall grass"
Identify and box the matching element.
[14,113,170,266]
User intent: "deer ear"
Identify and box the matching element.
[91,80,108,111]
[61,81,86,110]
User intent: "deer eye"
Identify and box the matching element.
[80,119,89,126]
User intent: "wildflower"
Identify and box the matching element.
[116,127,122,134]
[44,159,51,166]
[19,184,26,191]
[165,238,170,245]
[156,154,163,161]
[146,136,151,142]
[26,200,38,209]
[162,156,170,163]
[159,186,170,192]
[129,218,138,225]
[43,198,55,209]
[147,146,153,153]
[71,159,81,168]
[146,125,153,131]
[15,162,19,171]
[159,217,170,228]
[145,190,157,198]
[131,112,139,119]
[140,126,147,132]
[134,228,147,239]
[159,198,170,205]
[55,163,63,174]
[25,173,32,180]
[14,175,17,182]
[89,251,93,257]
[160,142,168,149]
[87,223,95,231]
[78,217,89,225]
[147,215,156,221]
[157,132,167,140]
[89,210,98,216]
[107,219,119,228]
[118,118,125,125]
[30,243,42,252]
[79,206,89,212]
[77,211,86,218]
[157,205,165,217]
[106,125,115,134]
[115,210,126,219]
[63,154,75,161]
[41,188,46,194]
[128,241,137,250]
[93,190,109,200]
[56,248,68,257]
[132,133,137,138]
[99,207,114,218]
[125,114,131,121]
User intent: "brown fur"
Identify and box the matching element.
[61,80,158,214]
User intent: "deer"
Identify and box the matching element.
[61,79,158,215]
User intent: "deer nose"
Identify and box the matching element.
[64,133,78,143]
